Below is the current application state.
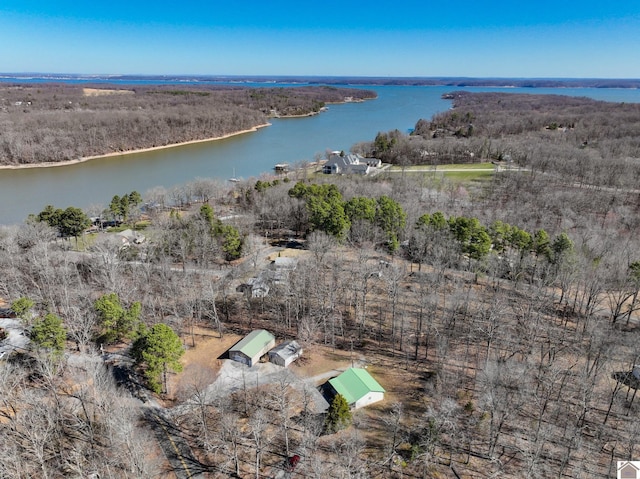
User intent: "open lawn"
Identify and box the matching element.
[290,344,354,380]
[389,162,495,171]
[385,162,497,182]
[442,169,494,181]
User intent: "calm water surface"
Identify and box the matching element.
[1,84,639,224]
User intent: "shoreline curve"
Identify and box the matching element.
[0,123,272,171]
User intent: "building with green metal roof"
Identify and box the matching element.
[328,367,385,409]
[229,329,276,367]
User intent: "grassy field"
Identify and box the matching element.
[442,169,494,181]
[292,161,498,183]
[385,162,496,182]
[388,162,495,171]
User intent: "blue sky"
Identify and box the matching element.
[1,1,639,78]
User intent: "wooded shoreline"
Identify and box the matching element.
[0,123,271,171]
[0,83,376,167]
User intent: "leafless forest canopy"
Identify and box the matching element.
[2,91,640,478]
[0,83,376,165]
[352,91,640,192]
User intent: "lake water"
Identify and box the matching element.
[1,82,640,225]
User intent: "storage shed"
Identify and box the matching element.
[327,367,385,409]
[229,329,276,367]
[268,340,303,367]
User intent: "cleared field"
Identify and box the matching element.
[442,169,494,181]
[82,87,134,96]
[388,162,495,171]
[383,163,497,182]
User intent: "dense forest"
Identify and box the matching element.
[1,91,640,478]
[0,83,376,165]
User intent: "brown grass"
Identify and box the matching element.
[82,88,134,96]
[165,327,242,402]
[290,343,352,379]
[266,247,310,262]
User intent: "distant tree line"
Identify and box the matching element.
[5,73,640,88]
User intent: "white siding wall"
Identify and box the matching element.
[354,391,384,410]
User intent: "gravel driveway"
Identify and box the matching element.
[189,359,330,413]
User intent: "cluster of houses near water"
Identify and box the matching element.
[228,328,386,410]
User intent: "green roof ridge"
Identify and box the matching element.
[230,329,275,358]
[328,368,385,405]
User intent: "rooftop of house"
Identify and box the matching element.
[326,153,363,166]
[328,367,385,404]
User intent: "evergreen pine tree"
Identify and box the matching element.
[131,323,184,394]
[30,313,66,355]
[325,393,352,433]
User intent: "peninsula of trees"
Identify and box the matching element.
[0,83,376,166]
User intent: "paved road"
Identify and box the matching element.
[144,406,207,479]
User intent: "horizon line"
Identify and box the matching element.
[1,72,640,82]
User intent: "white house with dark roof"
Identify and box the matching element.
[323,152,380,175]
[117,229,145,247]
[0,318,29,360]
